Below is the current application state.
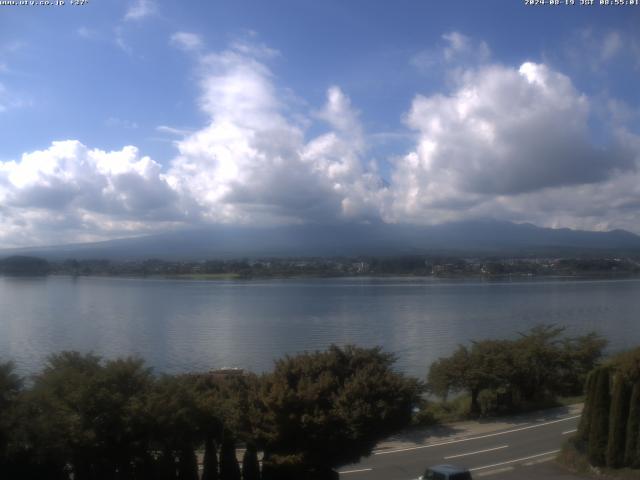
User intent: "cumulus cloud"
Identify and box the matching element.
[167,44,384,224]
[0,141,187,246]
[388,61,639,227]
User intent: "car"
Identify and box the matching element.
[418,464,473,480]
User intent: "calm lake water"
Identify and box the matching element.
[1,275,639,378]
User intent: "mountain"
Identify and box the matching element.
[2,220,640,260]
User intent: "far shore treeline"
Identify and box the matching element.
[2,254,640,278]
[0,326,607,480]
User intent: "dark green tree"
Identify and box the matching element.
[427,325,606,416]
[257,345,421,475]
[242,443,260,480]
[577,369,597,443]
[561,332,608,395]
[587,367,611,467]
[428,340,516,415]
[220,434,241,480]
[624,382,640,467]
[177,447,199,480]
[606,374,631,468]
[0,362,22,475]
[144,376,204,480]
[202,437,219,480]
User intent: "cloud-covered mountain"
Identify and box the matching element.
[3,220,640,261]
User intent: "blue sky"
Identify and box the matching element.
[0,0,639,247]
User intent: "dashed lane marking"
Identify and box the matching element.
[444,445,509,460]
[523,456,556,466]
[562,429,577,435]
[476,466,515,477]
[469,449,561,472]
[338,468,373,475]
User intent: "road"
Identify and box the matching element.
[339,408,583,480]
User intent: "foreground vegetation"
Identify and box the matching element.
[0,346,420,480]
[426,325,606,416]
[563,346,640,473]
[0,326,607,479]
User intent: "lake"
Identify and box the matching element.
[1,275,639,378]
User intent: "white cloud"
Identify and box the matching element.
[167,44,384,225]
[388,61,637,225]
[124,0,156,21]
[170,32,203,52]
[442,31,489,62]
[156,125,192,136]
[0,141,187,247]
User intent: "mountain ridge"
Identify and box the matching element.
[2,220,640,260]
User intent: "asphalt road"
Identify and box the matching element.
[338,410,582,480]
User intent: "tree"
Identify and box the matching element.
[587,367,611,467]
[577,369,597,443]
[606,374,631,468]
[427,341,516,415]
[511,325,567,403]
[177,447,199,480]
[427,345,469,401]
[220,434,241,480]
[201,437,219,480]
[561,332,607,396]
[256,345,421,475]
[15,352,154,479]
[144,376,204,480]
[0,255,49,276]
[242,443,260,480]
[624,383,640,467]
[427,325,606,416]
[0,362,22,474]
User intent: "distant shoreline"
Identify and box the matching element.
[16,271,640,282]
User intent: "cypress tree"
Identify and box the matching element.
[242,444,260,480]
[202,437,219,480]
[624,382,640,467]
[260,452,275,480]
[606,375,631,468]
[177,447,199,480]
[588,367,611,467]
[220,435,241,480]
[157,450,178,480]
[577,369,597,443]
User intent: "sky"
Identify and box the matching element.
[0,0,639,248]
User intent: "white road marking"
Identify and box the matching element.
[523,456,556,466]
[562,429,577,435]
[476,466,514,477]
[469,449,561,471]
[338,468,373,475]
[374,416,580,456]
[444,445,509,459]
